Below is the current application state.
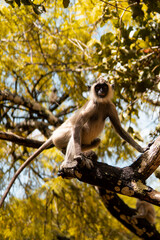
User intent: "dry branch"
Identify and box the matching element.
[0,132,160,238]
[0,131,53,149]
[59,136,160,206]
[97,188,160,239]
[131,137,160,179]
[0,90,58,125]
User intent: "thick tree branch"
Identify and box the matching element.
[1,130,160,206]
[60,136,160,206]
[97,188,160,239]
[72,162,160,206]
[131,137,160,180]
[1,135,160,238]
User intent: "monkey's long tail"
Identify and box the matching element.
[0,139,53,208]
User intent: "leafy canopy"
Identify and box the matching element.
[0,0,160,239]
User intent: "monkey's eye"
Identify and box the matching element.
[103,85,108,90]
[95,84,103,90]
[95,86,100,90]
[96,84,107,89]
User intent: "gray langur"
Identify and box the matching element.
[49,87,57,104]
[133,199,156,224]
[0,77,145,207]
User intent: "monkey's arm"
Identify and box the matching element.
[132,204,147,221]
[132,201,156,224]
[136,205,146,217]
[108,103,144,153]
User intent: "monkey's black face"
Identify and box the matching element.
[95,83,109,98]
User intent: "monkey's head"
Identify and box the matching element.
[90,77,113,103]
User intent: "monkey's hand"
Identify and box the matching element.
[74,153,94,169]
[143,140,155,152]
[81,138,101,151]
[131,214,139,224]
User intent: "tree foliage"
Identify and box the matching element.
[0,0,160,239]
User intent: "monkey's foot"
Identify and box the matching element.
[58,153,95,178]
[58,168,75,179]
[74,153,94,169]
[59,153,94,172]
[60,159,78,170]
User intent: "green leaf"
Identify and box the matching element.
[100,32,115,45]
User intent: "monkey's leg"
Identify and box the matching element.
[60,134,78,169]
[60,152,94,174]
[60,136,95,170]
[60,152,95,170]
[58,151,97,178]
[73,139,100,168]
[73,153,94,169]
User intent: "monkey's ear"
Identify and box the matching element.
[87,85,91,91]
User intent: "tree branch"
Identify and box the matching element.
[0,131,54,149]
[97,188,160,239]
[1,134,160,238]
[14,120,52,138]
[59,136,160,206]
[131,137,160,180]
[0,90,59,125]
[144,98,160,106]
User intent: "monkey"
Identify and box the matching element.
[132,199,156,224]
[49,87,57,104]
[0,77,145,207]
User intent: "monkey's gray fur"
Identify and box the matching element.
[0,77,145,207]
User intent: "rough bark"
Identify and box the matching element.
[60,137,160,206]
[97,188,160,239]
[1,131,160,238]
